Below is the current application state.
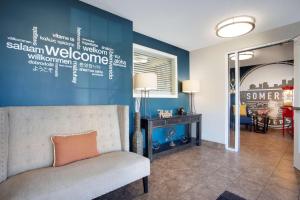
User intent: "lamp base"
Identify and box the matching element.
[187,112,197,115]
[189,93,197,114]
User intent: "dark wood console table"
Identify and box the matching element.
[141,114,202,161]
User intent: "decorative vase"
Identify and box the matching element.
[167,128,176,147]
[133,112,143,155]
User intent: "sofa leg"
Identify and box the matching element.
[142,176,148,193]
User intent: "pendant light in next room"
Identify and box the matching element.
[229,51,254,61]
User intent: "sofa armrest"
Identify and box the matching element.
[0,108,9,183]
[117,106,129,152]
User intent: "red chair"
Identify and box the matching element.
[282,106,294,136]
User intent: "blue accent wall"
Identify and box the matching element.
[133,32,190,145]
[0,0,190,147]
[0,0,133,106]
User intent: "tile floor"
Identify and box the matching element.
[97,130,300,200]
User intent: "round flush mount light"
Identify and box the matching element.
[229,51,254,61]
[216,16,255,38]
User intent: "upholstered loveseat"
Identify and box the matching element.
[0,105,150,200]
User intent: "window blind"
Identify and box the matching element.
[133,44,178,98]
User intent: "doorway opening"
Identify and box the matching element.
[226,40,295,153]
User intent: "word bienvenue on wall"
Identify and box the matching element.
[6,26,127,84]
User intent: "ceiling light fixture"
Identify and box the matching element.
[216,16,255,38]
[229,51,254,61]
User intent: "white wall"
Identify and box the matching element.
[190,21,300,144]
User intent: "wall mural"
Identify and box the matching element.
[1,0,189,145]
[5,26,127,84]
[0,0,133,107]
[240,63,294,129]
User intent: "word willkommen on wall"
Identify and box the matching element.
[6,26,127,84]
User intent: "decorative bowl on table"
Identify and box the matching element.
[152,140,160,150]
[181,136,189,144]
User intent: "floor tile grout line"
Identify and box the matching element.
[255,140,289,200]
[100,131,298,200]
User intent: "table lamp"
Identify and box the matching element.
[182,80,200,114]
[134,73,157,118]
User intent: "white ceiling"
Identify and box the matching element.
[229,42,293,68]
[81,0,300,51]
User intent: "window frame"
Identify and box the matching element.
[132,43,178,98]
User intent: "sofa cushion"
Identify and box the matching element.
[0,151,150,200]
[0,109,9,183]
[7,106,122,177]
[117,106,129,152]
[51,131,99,167]
[240,116,252,125]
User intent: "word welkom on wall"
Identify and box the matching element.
[6,26,127,84]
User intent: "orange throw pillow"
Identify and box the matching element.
[51,131,99,167]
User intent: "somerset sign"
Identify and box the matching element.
[239,63,294,129]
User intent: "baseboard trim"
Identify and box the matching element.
[201,140,225,149]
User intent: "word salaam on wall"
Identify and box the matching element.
[5,26,127,84]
